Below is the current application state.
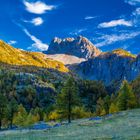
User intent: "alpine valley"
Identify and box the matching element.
[1,35,140,138]
[2,0,140,139]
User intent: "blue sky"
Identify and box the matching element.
[0,0,140,54]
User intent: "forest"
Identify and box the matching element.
[0,66,140,130]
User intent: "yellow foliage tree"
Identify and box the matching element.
[48,111,60,121]
[100,108,106,116]
[109,103,119,114]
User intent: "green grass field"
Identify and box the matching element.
[0,109,140,140]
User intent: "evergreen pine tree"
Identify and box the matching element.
[7,98,18,129]
[13,104,27,127]
[117,80,137,111]
[0,93,7,130]
[96,97,106,116]
[57,77,80,123]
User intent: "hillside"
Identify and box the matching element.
[0,40,68,73]
[0,109,140,140]
[74,48,140,85]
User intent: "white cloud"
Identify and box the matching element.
[125,0,140,6]
[98,19,132,28]
[95,31,140,47]
[84,16,96,20]
[23,0,55,14]
[31,17,43,26]
[23,28,48,51]
[8,40,17,45]
[24,17,44,26]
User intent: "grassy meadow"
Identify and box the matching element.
[0,109,140,140]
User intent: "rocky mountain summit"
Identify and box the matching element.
[44,36,101,64]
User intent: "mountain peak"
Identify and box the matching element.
[45,36,101,59]
[76,35,88,41]
[52,37,62,44]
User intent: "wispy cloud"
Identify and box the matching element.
[95,31,140,47]
[69,28,87,35]
[8,40,17,45]
[94,0,140,48]
[98,19,132,28]
[23,28,48,51]
[14,22,48,51]
[125,0,140,6]
[84,16,97,20]
[23,17,44,26]
[23,0,55,14]
[133,8,140,15]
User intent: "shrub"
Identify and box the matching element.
[72,106,92,119]
[48,111,60,121]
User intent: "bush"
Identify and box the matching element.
[72,106,92,119]
[48,111,60,121]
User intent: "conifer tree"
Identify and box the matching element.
[57,77,80,123]
[0,93,7,130]
[25,113,34,126]
[7,98,18,129]
[117,80,137,111]
[103,95,111,114]
[96,97,106,116]
[13,104,27,127]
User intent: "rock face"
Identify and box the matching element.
[75,49,140,85]
[44,36,101,64]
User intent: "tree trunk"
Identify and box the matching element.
[0,119,2,130]
[10,111,14,129]
[68,91,71,123]
[10,119,12,129]
[68,103,71,123]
